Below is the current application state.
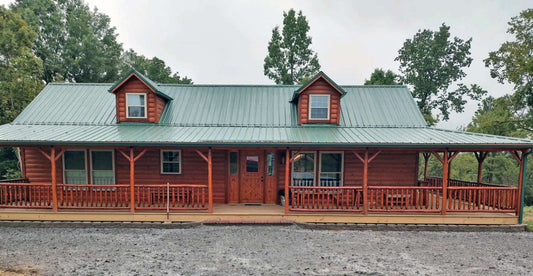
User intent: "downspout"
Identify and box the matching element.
[519,149,532,224]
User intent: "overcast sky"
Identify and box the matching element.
[2,0,531,129]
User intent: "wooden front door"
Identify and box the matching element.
[239,151,265,203]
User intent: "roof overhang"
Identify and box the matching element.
[291,71,347,102]
[108,69,173,101]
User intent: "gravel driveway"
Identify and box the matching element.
[0,225,532,275]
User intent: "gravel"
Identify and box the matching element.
[0,225,532,275]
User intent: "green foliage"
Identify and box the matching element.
[396,23,487,124]
[120,49,192,84]
[467,96,528,138]
[364,69,401,85]
[484,9,533,136]
[0,148,21,180]
[264,9,320,85]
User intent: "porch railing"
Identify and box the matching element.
[446,186,517,212]
[289,186,362,211]
[57,184,130,209]
[135,184,207,210]
[0,183,53,208]
[367,186,441,212]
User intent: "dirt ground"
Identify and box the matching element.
[0,225,532,275]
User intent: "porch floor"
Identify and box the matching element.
[0,204,519,225]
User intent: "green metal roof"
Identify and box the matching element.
[2,81,532,148]
[0,124,531,147]
[13,83,425,127]
[108,69,173,101]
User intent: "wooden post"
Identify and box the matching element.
[441,150,449,215]
[422,152,430,180]
[474,152,488,184]
[353,150,381,215]
[510,150,530,218]
[208,147,213,213]
[50,147,58,212]
[129,147,135,213]
[284,148,289,214]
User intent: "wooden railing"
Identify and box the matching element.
[135,184,207,210]
[0,183,52,208]
[368,186,441,212]
[422,176,509,188]
[289,186,363,212]
[447,187,518,212]
[57,184,130,209]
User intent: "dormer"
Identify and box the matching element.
[291,72,346,125]
[109,69,172,123]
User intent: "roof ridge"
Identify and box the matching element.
[46,83,408,88]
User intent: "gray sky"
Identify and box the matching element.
[3,0,531,129]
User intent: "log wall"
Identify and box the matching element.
[297,78,341,125]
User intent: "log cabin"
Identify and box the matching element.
[0,70,531,225]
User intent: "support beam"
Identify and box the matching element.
[353,150,381,215]
[422,152,431,179]
[208,148,213,213]
[441,150,449,215]
[519,150,531,224]
[284,148,290,214]
[118,148,147,214]
[474,152,488,184]
[50,147,58,212]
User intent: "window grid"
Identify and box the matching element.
[126,93,147,119]
[308,95,330,120]
[161,150,181,174]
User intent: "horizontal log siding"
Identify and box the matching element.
[115,77,166,123]
[277,151,418,191]
[298,79,341,125]
[23,148,62,184]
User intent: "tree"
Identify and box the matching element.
[364,69,401,85]
[396,23,486,124]
[12,0,123,83]
[264,9,320,85]
[0,6,43,179]
[484,9,533,137]
[466,96,527,137]
[120,49,192,84]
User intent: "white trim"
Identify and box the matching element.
[308,94,330,120]
[89,149,115,185]
[318,151,344,187]
[125,92,147,119]
[291,151,317,186]
[160,149,182,174]
[62,149,88,184]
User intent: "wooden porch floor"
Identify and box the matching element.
[0,204,518,225]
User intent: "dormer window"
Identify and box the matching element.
[126,93,147,118]
[309,95,330,120]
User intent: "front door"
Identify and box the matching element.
[239,151,264,203]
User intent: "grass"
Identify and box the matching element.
[524,206,533,232]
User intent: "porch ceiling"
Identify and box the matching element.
[0,123,531,148]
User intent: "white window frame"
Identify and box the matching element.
[291,151,317,186]
[89,149,115,185]
[125,92,147,119]
[318,151,344,187]
[160,149,182,174]
[308,94,330,120]
[62,149,88,184]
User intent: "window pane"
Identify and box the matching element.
[267,153,275,176]
[321,153,342,173]
[128,106,145,117]
[229,152,238,175]
[292,153,315,186]
[310,108,328,119]
[163,151,180,162]
[91,151,113,170]
[163,163,180,173]
[246,156,259,172]
[65,170,86,184]
[127,94,144,106]
[93,171,114,184]
[311,95,329,108]
[64,151,85,170]
[320,173,342,187]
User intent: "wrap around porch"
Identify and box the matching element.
[0,146,528,223]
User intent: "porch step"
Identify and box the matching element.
[202,219,294,225]
[295,222,527,232]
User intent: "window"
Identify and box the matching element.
[91,150,115,184]
[291,152,315,186]
[63,150,87,184]
[319,152,343,187]
[161,150,181,174]
[309,95,330,120]
[126,93,146,118]
[266,152,275,176]
[246,156,259,172]
[229,152,238,175]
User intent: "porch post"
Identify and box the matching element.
[519,150,530,223]
[208,147,213,213]
[422,152,431,180]
[362,150,369,215]
[474,152,488,184]
[284,148,289,214]
[441,149,449,215]
[50,147,58,212]
[129,147,135,213]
